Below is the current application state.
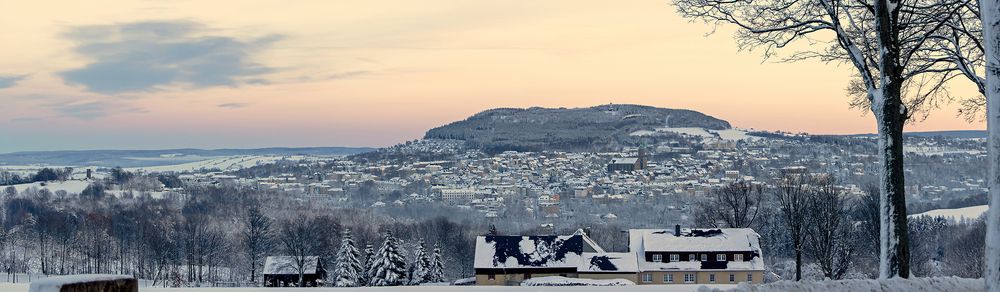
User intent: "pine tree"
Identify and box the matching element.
[368,231,408,286]
[361,244,374,286]
[334,229,363,287]
[409,240,431,285]
[429,243,445,283]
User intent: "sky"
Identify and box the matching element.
[0,0,986,153]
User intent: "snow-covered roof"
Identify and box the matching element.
[474,230,605,269]
[609,158,639,165]
[628,228,765,272]
[578,252,638,273]
[628,228,761,253]
[264,256,320,275]
[29,274,133,292]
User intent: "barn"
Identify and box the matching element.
[263,256,327,287]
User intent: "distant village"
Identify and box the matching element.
[0,127,988,286]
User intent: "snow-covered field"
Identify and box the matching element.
[127,155,285,173]
[0,284,737,292]
[650,128,761,141]
[0,277,983,292]
[701,277,982,292]
[910,205,988,222]
[903,146,984,156]
[6,180,92,195]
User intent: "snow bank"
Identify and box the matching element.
[28,274,134,292]
[521,276,634,286]
[696,277,982,292]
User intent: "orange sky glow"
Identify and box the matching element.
[0,0,985,152]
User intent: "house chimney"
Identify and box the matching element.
[675,224,681,236]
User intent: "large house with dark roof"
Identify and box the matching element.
[473,226,764,286]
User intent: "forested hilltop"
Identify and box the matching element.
[424,104,731,152]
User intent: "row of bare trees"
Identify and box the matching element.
[698,179,987,280]
[673,0,999,284]
[697,178,855,280]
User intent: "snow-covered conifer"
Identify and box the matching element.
[409,240,431,285]
[361,244,374,286]
[334,229,363,287]
[368,231,407,286]
[429,243,445,283]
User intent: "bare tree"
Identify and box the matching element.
[943,0,1000,287]
[805,179,855,280]
[241,201,273,286]
[851,182,882,276]
[982,0,1000,288]
[278,216,323,287]
[773,174,810,280]
[696,181,763,228]
[944,219,986,278]
[672,0,968,277]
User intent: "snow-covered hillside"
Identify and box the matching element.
[127,155,285,173]
[645,127,761,141]
[909,205,988,222]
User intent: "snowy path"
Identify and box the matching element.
[0,277,983,291]
[0,283,732,292]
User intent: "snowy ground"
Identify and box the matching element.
[644,127,761,141]
[903,146,984,156]
[0,277,983,292]
[909,205,988,222]
[0,283,733,292]
[127,155,286,173]
[5,180,93,195]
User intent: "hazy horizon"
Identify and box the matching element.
[0,0,986,153]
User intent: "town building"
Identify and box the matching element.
[473,226,764,286]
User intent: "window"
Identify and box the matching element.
[665,274,674,283]
[642,273,653,283]
[688,254,695,261]
[652,254,663,262]
[700,254,707,261]
[488,274,495,280]
[670,254,679,262]
[747,274,753,282]
[717,254,727,261]
[729,274,735,283]
[684,273,696,283]
[734,254,744,261]
[709,274,716,283]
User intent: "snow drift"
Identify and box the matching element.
[696,277,982,292]
[520,276,635,286]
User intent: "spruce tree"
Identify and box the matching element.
[368,231,408,286]
[334,229,363,287]
[429,243,445,283]
[409,240,431,285]
[361,244,374,286]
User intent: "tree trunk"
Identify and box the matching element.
[984,0,1000,289]
[874,92,910,279]
[795,245,802,281]
[873,0,910,279]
